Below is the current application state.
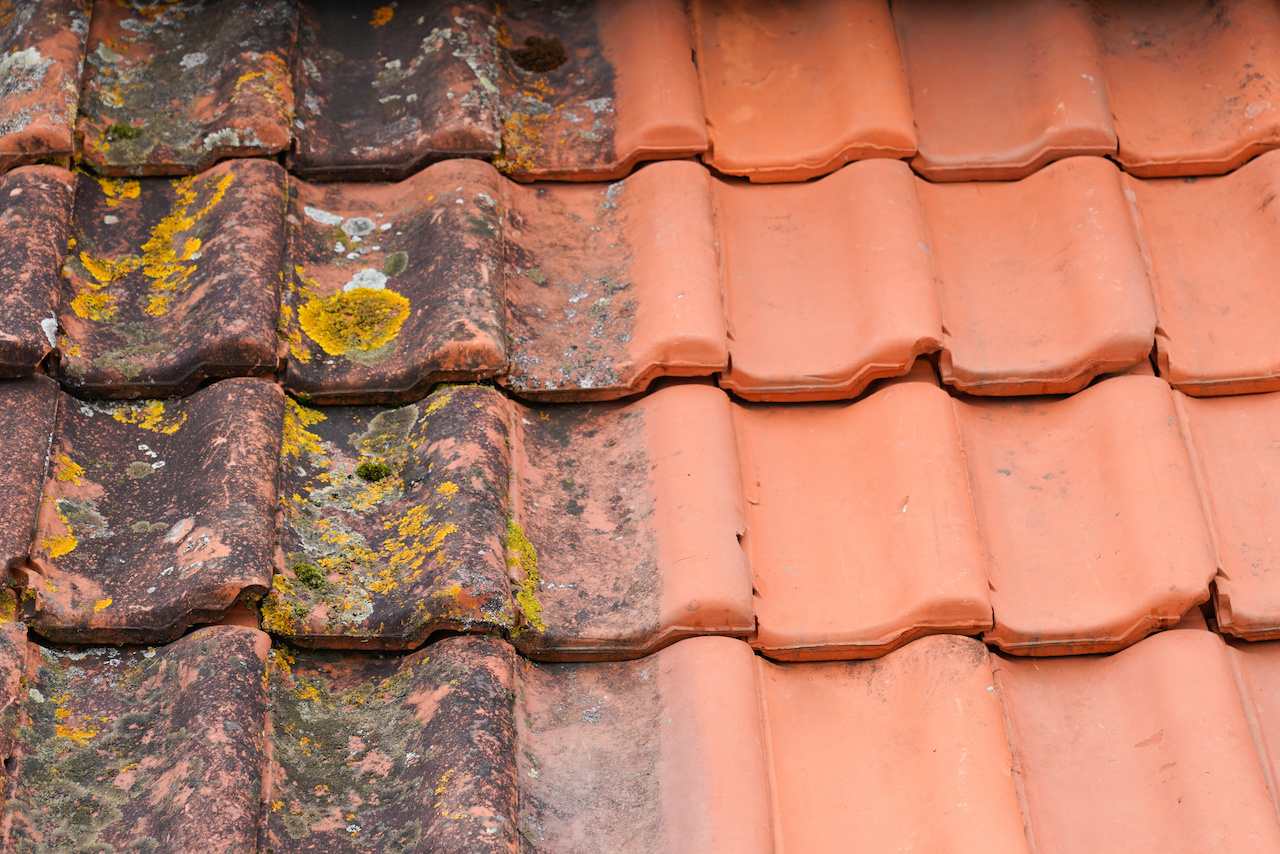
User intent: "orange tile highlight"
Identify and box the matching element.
[692,0,915,182]
[895,0,1115,181]
[958,375,1216,655]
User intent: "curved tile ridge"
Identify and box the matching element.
[0,0,88,172]
[288,2,501,180]
[1130,148,1280,396]
[691,0,915,182]
[735,365,992,660]
[993,627,1280,852]
[494,0,706,182]
[20,378,284,643]
[2,623,272,853]
[923,156,1158,395]
[957,374,1216,655]
[56,159,287,398]
[76,0,295,177]
[282,160,507,404]
[894,0,1115,182]
[0,378,59,577]
[0,166,73,376]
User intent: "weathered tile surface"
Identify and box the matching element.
[289,0,501,180]
[0,166,72,375]
[0,0,89,171]
[23,379,284,643]
[282,160,506,404]
[0,378,59,577]
[265,385,514,648]
[56,160,287,397]
[77,0,295,176]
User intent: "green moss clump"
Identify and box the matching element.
[355,461,393,482]
[381,251,408,278]
[105,123,144,141]
[292,562,327,590]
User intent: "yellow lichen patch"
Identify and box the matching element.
[55,724,99,743]
[70,281,117,323]
[283,398,327,461]
[507,518,546,631]
[144,294,171,316]
[277,303,311,364]
[43,507,77,558]
[111,401,187,434]
[52,453,84,485]
[0,595,14,623]
[371,5,393,26]
[436,481,459,497]
[297,287,411,357]
[97,176,140,207]
[93,599,112,612]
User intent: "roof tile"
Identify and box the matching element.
[22,378,284,643]
[959,374,1216,654]
[0,0,88,170]
[76,0,295,176]
[288,1,501,180]
[0,165,73,375]
[895,0,1115,182]
[691,0,916,182]
[994,627,1280,851]
[0,377,59,577]
[1131,148,1280,395]
[922,156,1157,395]
[57,160,287,397]
[736,366,993,659]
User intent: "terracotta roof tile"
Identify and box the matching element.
[894,0,1115,182]
[993,626,1280,851]
[1130,148,1280,395]
[289,1,501,180]
[691,0,916,182]
[0,377,60,578]
[736,366,992,659]
[959,375,1216,655]
[0,0,88,170]
[57,160,286,397]
[76,0,295,176]
[22,378,284,643]
[495,0,706,182]
[0,165,73,375]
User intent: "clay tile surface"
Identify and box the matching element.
[0,0,88,171]
[1129,148,1280,395]
[2,624,272,853]
[22,378,284,643]
[56,160,287,398]
[894,0,1116,182]
[265,636,518,852]
[0,378,59,577]
[76,0,295,176]
[716,159,941,401]
[734,367,992,659]
[1093,0,1280,177]
[993,627,1280,852]
[1178,389,1280,640]
[957,375,1216,655]
[495,0,706,182]
[502,160,725,401]
[692,0,916,182]
[265,386,515,649]
[511,382,752,660]
[0,166,73,375]
[282,160,506,404]
[921,156,1157,395]
[288,1,501,180]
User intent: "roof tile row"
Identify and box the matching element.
[6,371,1280,658]
[7,623,1280,852]
[7,153,1280,401]
[7,0,1280,182]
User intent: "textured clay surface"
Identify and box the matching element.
[0,378,59,577]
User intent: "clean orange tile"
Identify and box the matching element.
[716,159,941,401]
[894,0,1115,181]
[691,0,915,182]
[759,634,1029,853]
[957,375,1216,655]
[994,628,1280,852]
[1094,0,1280,177]
[502,160,725,401]
[1227,637,1280,801]
[1130,149,1280,395]
[734,366,991,659]
[920,157,1157,395]
[1178,390,1280,639]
